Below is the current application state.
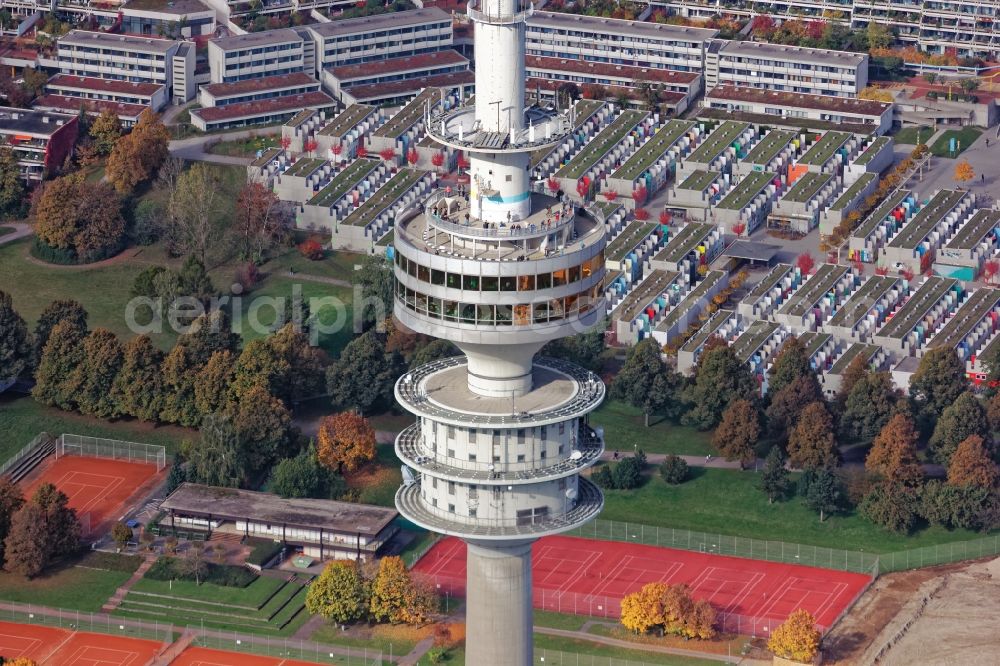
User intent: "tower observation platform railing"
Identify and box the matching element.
[466,0,533,24]
[395,422,605,483]
[395,356,605,427]
[425,105,573,153]
[422,190,575,239]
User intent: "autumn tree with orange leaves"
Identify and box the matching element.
[954,160,975,187]
[316,411,376,473]
[866,413,924,486]
[768,609,821,663]
[369,555,435,624]
[947,434,999,488]
[620,581,716,639]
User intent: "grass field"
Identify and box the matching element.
[930,126,983,157]
[208,135,279,158]
[311,624,422,658]
[0,225,16,238]
[591,401,713,457]
[0,554,139,611]
[533,634,722,666]
[0,394,193,460]
[596,467,990,553]
[894,126,931,145]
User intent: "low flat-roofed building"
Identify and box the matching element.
[208,28,307,84]
[526,11,717,73]
[33,95,147,126]
[189,90,336,131]
[341,71,474,107]
[160,482,399,561]
[307,7,454,75]
[323,49,469,103]
[705,85,893,135]
[705,39,868,98]
[120,0,216,38]
[45,74,169,113]
[0,106,78,181]
[525,55,702,114]
[199,71,320,108]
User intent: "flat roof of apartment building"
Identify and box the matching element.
[210,28,302,52]
[192,90,335,122]
[308,7,451,38]
[33,95,147,120]
[528,10,718,42]
[59,30,178,54]
[330,49,467,81]
[718,40,867,67]
[526,55,700,85]
[0,106,75,136]
[344,70,474,102]
[707,85,890,116]
[201,71,317,97]
[122,0,212,15]
[47,74,164,97]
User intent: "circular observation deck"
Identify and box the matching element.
[466,0,532,24]
[425,104,572,153]
[396,475,603,540]
[395,356,605,428]
[395,422,604,485]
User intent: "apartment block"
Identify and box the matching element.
[0,106,78,181]
[305,8,454,76]
[45,74,170,112]
[323,49,469,103]
[119,0,217,38]
[705,85,893,134]
[525,11,717,73]
[56,30,192,90]
[706,40,868,98]
[208,28,308,84]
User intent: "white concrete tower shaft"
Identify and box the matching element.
[469,0,531,223]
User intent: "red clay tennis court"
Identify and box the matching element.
[19,455,164,536]
[0,622,162,665]
[414,535,871,631]
[171,647,326,665]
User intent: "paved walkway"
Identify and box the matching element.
[398,636,435,666]
[100,555,157,612]
[534,626,756,664]
[0,222,32,246]
[169,127,279,164]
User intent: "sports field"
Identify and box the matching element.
[414,535,870,631]
[171,647,322,665]
[0,621,162,664]
[19,455,164,536]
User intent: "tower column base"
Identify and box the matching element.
[465,539,534,666]
[456,341,543,398]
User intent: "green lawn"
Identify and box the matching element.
[0,394,193,460]
[129,571,285,607]
[894,126,932,145]
[595,467,989,553]
[533,610,600,631]
[268,248,362,284]
[354,443,404,507]
[208,135,279,158]
[591,401,713,456]
[0,225,16,238]
[0,553,138,611]
[311,624,420,658]
[929,126,983,157]
[534,634,721,665]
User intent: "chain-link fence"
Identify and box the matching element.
[534,648,740,665]
[59,433,167,471]
[877,534,1000,574]
[0,601,175,643]
[191,630,384,665]
[564,519,881,576]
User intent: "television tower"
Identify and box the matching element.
[392,0,607,662]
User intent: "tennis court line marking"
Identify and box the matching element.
[39,630,76,665]
[543,548,602,594]
[60,644,140,666]
[0,632,41,657]
[51,470,126,515]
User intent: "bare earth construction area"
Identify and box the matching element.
[824,556,1000,665]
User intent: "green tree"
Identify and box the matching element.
[765,374,822,443]
[612,339,670,426]
[409,339,459,369]
[802,469,843,522]
[187,415,244,487]
[131,266,166,299]
[325,330,399,413]
[159,344,201,426]
[0,479,24,564]
[712,399,760,468]
[89,109,122,156]
[229,338,289,402]
[164,462,187,496]
[542,321,607,374]
[166,163,226,265]
[306,559,369,623]
[659,455,689,485]
[71,328,124,418]
[866,413,924,486]
[32,319,86,410]
[193,350,235,417]
[0,290,32,381]
[909,347,968,432]
[787,402,838,470]
[929,392,988,465]
[225,383,293,477]
[860,482,918,534]
[759,447,790,504]
[32,483,81,558]
[33,300,87,365]
[3,503,48,578]
[178,546,208,585]
[0,146,25,218]
[865,21,893,49]
[355,254,394,330]
[272,445,342,499]
[840,371,900,442]
[111,522,132,550]
[834,353,869,415]
[260,323,325,404]
[612,456,643,490]
[112,335,164,421]
[181,311,239,366]
[682,345,756,430]
[767,336,812,395]
[178,255,216,303]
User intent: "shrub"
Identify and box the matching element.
[659,455,689,485]
[234,262,260,290]
[246,538,285,567]
[591,465,614,488]
[298,237,325,260]
[612,456,643,490]
[78,551,143,573]
[145,555,257,587]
